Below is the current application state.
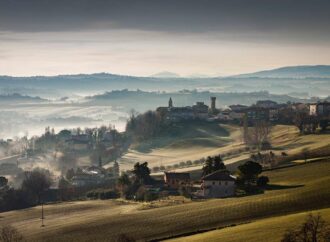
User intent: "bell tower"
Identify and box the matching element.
[169,97,173,108]
[211,97,216,113]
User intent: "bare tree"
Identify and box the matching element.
[21,169,52,204]
[0,225,24,242]
[244,120,271,151]
[281,213,330,242]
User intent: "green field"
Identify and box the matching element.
[1,160,329,241]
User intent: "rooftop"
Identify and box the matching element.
[164,172,190,180]
[202,170,236,181]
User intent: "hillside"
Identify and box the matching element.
[118,123,242,171]
[236,65,330,78]
[168,208,330,242]
[1,160,329,241]
[118,124,330,172]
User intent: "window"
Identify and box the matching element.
[225,181,228,186]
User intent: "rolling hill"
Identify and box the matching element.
[1,160,329,241]
[235,65,330,78]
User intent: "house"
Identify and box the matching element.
[200,170,236,198]
[164,172,190,189]
[309,102,330,117]
[245,107,270,123]
[229,104,249,112]
[256,100,278,109]
[71,173,101,187]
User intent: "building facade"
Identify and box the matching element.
[200,170,236,198]
[164,172,191,189]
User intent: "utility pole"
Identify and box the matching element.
[41,201,45,227]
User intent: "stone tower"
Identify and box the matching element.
[169,97,173,108]
[211,97,216,113]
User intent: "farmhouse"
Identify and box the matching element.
[200,170,236,198]
[164,172,191,189]
[309,102,330,117]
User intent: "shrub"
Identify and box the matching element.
[257,176,269,187]
[144,191,158,201]
[135,187,158,201]
[193,160,200,165]
[179,162,186,167]
[86,189,119,200]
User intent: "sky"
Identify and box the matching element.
[1,0,330,77]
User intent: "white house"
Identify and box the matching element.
[200,170,236,198]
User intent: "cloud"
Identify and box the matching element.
[0,0,329,40]
[1,0,330,76]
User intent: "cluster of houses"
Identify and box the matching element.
[156,97,330,126]
[156,97,210,121]
[70,161,120,187]
[163,170,236,198]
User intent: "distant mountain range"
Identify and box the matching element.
[150,71,180,78]
[234,65,330,78]
[1,65,330,98]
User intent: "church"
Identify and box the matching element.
[156,97,216,122]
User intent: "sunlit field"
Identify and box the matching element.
[1,160,329,241]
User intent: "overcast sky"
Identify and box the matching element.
[1,0,330,76]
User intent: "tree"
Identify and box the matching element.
[0,176,8,187]
[65,168,75,180]
[281,214,330,242]
[238,161,262,185]
[202,155,226,176]
[243,119,271,151]
[21,169,52,204]
[117,173,132,199]
[132,162,152,184]
[202,156,214,176]
[213,155,225,171]
[0,225,24,242]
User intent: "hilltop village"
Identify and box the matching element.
[0,96,330,242]
[1,96,329,202]
[156,96,330,128]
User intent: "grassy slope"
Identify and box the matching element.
[120,124,330,173]
[270,125,330,155]
[1,160,329,242]
[118,123,243,171]
[168,208,330,242]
